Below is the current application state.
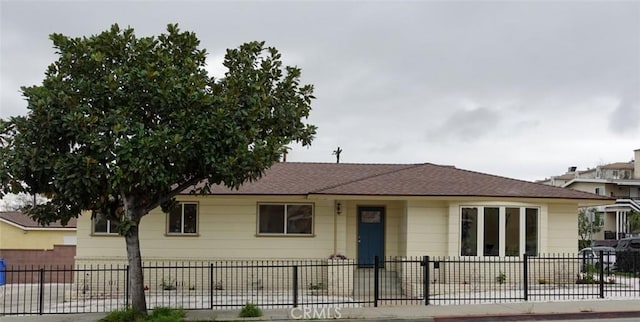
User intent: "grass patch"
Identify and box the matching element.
[100,306,185,322]
[149,307,185,322]
[239,302,262,318]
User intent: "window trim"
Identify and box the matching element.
[165,202,199,236]
[91,212,120,236]
[256,202,314,237]
[459,205,539,257]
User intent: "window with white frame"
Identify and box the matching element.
[258,203,313,235]
[93,212,120,235]
[167,203,198,235]
[460,206,538,256]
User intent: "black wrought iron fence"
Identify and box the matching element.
[1,253,639,316]
[427,255,524,304]
[1,265,128,315]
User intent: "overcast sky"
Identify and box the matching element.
[1,1,639,182]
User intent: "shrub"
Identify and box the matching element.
[239,303,262,318]
[576,263,597,284]
[496,272,507,284]
[160,280,177,291]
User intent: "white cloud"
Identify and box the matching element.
[2,1,639,181]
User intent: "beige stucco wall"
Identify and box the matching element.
[547,203,579,252]
[602,212,617,236]
[0,222,75,250]
[568,182,604,196]
[399,201,408,257]
[76,196,337,261]
[76,195,583,263]
[405,200,449,257]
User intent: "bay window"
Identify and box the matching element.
[460,206,539,256]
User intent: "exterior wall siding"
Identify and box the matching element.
[0,222,75,250]
[405,201,448,257]
[385,201,405,257]
[568,182,604,196]
[76,196,582,261]
[76,196,336,262]
[547,203,579,253]
[398,201,408,257]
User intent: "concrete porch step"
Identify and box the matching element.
[353,269,404,296]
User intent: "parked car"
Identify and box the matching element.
[578,246,616,272]
[591,239,617,248]
[615,237,640,251]
[614,237,640,273]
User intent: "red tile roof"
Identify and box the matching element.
[0,211,77,229]
[189,162,610,200]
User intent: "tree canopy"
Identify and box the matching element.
[0,23,316,313]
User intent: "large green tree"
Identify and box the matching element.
[0,24,316,314]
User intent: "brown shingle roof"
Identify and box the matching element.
[188,162,610,200]
[198,163,413,194]
[0,211,77,229]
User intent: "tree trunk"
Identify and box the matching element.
[123,197,147,314]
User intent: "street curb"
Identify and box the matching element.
[433,310,640,321]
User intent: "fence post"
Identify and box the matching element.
[423,256,430,306]
[125,265,130,306]
[599,251,604,299]
[39,268,45,315]
[374,256,379,307]
[210,263,214,309]
[523,254,528,301]
[292,265,298,308]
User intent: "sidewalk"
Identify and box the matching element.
[6,299,640,321]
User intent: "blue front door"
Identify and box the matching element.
[357,206,385,267]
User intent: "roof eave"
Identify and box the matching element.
[0,218,77,230]
[307,193,613,204]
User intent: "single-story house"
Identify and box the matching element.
[75,162,612,267]
[0,211,76,282]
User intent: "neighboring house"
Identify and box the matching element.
[538,148,640,240]
[0,211,77,271]
[75,162,610,268]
